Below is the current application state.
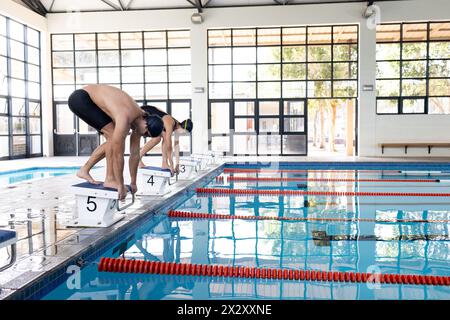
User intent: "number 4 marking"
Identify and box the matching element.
[147,175,154,186]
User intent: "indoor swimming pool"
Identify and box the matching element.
[0,167,81,186]
[42,163,450,300]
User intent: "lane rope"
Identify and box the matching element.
[223,168,402,174]
[218,176,440,183]
[98,257,450,286]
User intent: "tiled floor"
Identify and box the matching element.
[0,154,449,300]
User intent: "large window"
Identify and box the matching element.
[51,30,192,155]
[376,22,450,114]
[208,25,358,155]
[0,14,42,159]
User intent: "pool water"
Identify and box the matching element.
[0,167,81,186]
[43,163,450,300]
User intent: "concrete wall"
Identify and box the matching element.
[5,0,450,157]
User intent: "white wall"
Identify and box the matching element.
[30,0,450,157]
[0,0,53,157]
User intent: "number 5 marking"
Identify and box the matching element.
[87,196,97,212]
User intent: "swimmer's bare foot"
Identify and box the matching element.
[77,168,102,184]
[103,180,118,190]
[138,161,146,169]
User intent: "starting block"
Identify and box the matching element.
[191,153,215,170]
[67,182,135,228]
[138,166,172,196]
[177,158,199,180]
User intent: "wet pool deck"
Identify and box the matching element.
[0,155,449,300]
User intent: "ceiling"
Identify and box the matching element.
[15,0,404,16]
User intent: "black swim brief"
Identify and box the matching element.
[68,89,112,132]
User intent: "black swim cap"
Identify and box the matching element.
[144,114,164,137]
[180,119,193,133]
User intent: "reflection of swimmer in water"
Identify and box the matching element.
[129,275,195,300]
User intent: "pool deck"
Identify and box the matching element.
[0,155,449,300]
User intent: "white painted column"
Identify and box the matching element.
[190,24,209,154]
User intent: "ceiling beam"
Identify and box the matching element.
[100,0,121,11]
[124,0,134,10]
[273,0,290,4]
[118,0,125,10]
[21,0,48,16]
[187,0,203,13]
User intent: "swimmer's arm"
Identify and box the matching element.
[174,132,180,167]
[129,130,141,186]
[111,120,129,188]
[163,123,174,169]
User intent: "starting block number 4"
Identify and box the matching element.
[138,166,172,196]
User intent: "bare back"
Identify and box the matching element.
[83,84,143,124]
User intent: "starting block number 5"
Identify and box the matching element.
[86,197,120,213]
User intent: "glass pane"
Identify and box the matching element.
[235,118,255,133]
[10,40,25,60]
[211,136,229,152]
[145,66,167,82]
[208,29,231,47]
[308,45,331,62]
[233,29,256,46]
[28,64,40,82]
[0,136,8,157]
[334,62,357,79]
[402,79,426,96]
[209,82,231,99]
[428,97,450,114]
[11,98,25,116]
[233,135,256,154]
[308,26,331,44]
[376,43,400,60]
[282,135,306,154]
[402,23,427,42]
[0,16,6,36]
[75,34,95,50]
[171,102,190,121]
[121,50,143,66]
[376,79,400,97]
[258,28,280,46]
[402,60,426,78]
[121,66,144,83]
[121,32,143,49]
[56,104,74,133]
[308,63,331,80]
[211,102,229,134]
[376,24,400,42]
[284,101,304,115]
[282,81,306,98]
[144,31,166,48]
[0,36,6,56]
[282,46,306,62]
[53,52,74,67]
[259,118,279,133]
[429,42,450,59]
[11,59,25,79]
[402,42,427,60]
[12,135,26,156]
[209,65,231,82]
[257,47,281,63]
[169,83,190,99]
[258,64,280,81]
[333,44,358,61]
[75,51,96,67]
[333,25,358,44]
[208,47,231,64]
[258,134,281,154]
[258,82,281,99]
[430,22,450,41]
[99,67,120,83]
[333,81,357,97]
[282,27,306,45]
[10,79,25,98]
[52,34,73,50]
[168,30,190,47]
[53,85,75,101]
[284,117,304,132]
[121,84,144,100]
[97,33,119,49]
[145,83,168,99]
[235,101,254,116]
[376,61,400,79]
[29,117,41,134]
[429,60,450,78]
[0,74,7,96]
[76,68,97,84]
[29,102,40,116]
[29,83,41,99]
[233,64,256,81]
[31,135,41,154]
[233,47,256,64]
[12,117,26,134]
[9,20,24,42]
[98,50,120,66]
[0,116,8,134]
[429,79,450,96]
[233,82,256,99]
[27,46,40,65]
[282,64,306,80]
[377,99,398,113]
[168,48,190,65]
[402,99,424,113]
[145,49,167,65]
[169,65,190,82]
[53,68,75,84]
[259,101,279,115]
[307,80,331,98]
[0,97,7,114]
